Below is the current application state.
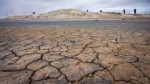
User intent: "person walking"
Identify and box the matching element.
[123,9,125,14]
[33,12,36,15]
[134,9,136,14]
[87,10,88,12]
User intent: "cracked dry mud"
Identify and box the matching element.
[0,27,150,84]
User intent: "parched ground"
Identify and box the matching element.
[0,27,150,84]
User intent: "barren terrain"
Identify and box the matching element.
[0,23,150,84]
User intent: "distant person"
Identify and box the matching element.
[87,10,88,12]
[123,9,125,14]
[100,10,102,12]
[134,9,136,14]
[33,12,36,15]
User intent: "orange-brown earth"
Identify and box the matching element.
[0,27,150,84]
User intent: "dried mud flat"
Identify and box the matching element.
[0,27,150,84]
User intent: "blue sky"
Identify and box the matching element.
[0,0,150,18]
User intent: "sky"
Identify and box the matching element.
[0,0,150,18]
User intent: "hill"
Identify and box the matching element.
[6,9,150,20]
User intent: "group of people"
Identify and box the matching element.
[123,9,137,14]
[87,9,137,14]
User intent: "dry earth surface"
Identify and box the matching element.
[0,26,150,84]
